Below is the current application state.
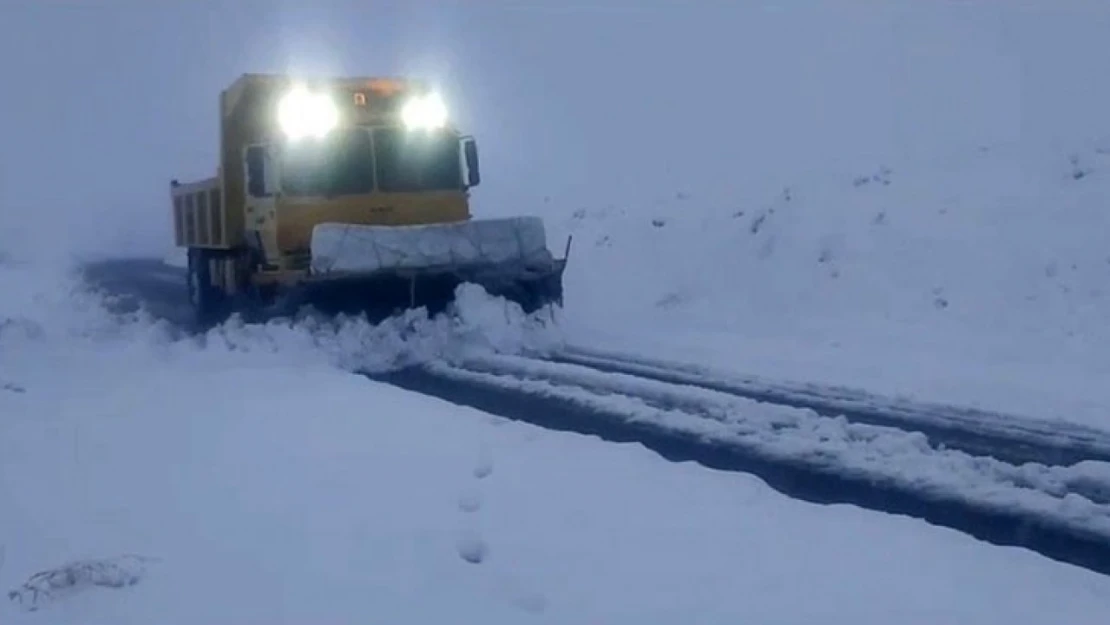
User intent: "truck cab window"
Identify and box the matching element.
[246,146,268,197]
[374,127,462,193]
[280,128,375,197]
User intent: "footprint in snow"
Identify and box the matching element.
[505,583,547,614]
[458,491,483,513]
[473,449,494,479]
[456,530,488,564]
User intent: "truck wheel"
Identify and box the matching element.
[186,248,228,328]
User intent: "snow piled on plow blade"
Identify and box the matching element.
[305,216,568,315]
[309,216,557,275]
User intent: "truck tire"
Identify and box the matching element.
[186,248,229,328]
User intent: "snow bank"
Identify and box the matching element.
[2,247,563,405]
[0,260,132,350]
[552,140,1110,427]
[5,313,1110,623]
[191,282,564,373]
[161,247,186,269]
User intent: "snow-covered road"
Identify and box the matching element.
[81,258,196,331]
[7,4,1110,620]
[539,349,1110,468]
[9,340,1110,624]
[378,357,1110,577]
[75,257,1110,578]
[5,254,1110,623]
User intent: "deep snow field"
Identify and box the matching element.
[545,139,1110,428]
[5,250,1110,624]
[5,2,1110,622]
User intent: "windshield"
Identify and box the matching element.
[278,127,462,196]
[373,127,463,192]
[279,127,376,197]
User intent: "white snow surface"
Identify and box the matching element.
[310,216,554,275]
[5,4,1110,620]
[162,247,186,269]
[439,355,1110,539]
[546,140,1110,428]
[6,258,1110,622]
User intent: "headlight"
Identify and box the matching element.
[277,85,338,140]
[401,92,448,130]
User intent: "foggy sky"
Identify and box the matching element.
[2,1,1109,258]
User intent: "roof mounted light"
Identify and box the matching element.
[277,85,338,140]
[401,92,448,130]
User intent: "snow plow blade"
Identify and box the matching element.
[292,216,568,318]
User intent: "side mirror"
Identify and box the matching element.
[463,138,481,188]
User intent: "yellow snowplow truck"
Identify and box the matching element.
[171,73,568,327]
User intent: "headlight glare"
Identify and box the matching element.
[401,92,448,130]
[277,85,338,139]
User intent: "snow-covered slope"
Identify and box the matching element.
[3,2,1108,428]
[4,3,1110,621]
[550,139,1110,427]
[5,259,1110,623]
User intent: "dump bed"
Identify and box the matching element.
[171,177,225,248]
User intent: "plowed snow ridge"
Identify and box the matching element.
[551,347,1110,467]
[430,353,1110,542]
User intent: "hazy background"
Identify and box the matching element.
[2,0,1109,258]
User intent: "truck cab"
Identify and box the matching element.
[234,77,481,275]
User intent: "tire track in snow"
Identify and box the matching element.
[554,345,1110,468]
[458,354,1110,507]
[368,358,1110,578]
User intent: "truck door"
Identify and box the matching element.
[244,144,280,264]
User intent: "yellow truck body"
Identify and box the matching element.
[170,73,566,326]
